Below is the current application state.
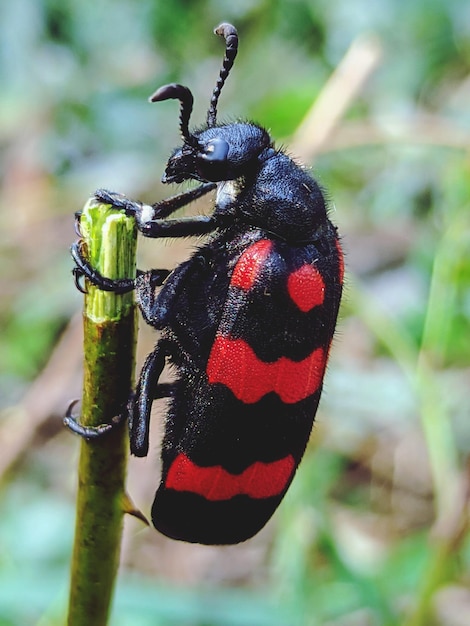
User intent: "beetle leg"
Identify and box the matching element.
[94,184,216,236]
[95,183,215,218]
[149,182,216,219]
[130,342,170,457]
[135,261,195,328]
[138,214,218,238]
[70,240,146,294]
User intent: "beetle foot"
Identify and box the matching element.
[94,188,142,217]
[64,399,125,439]
[70,239,136,294]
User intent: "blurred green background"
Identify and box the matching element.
[1,0,469,624]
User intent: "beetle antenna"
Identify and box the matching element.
[149,83,198,146]
[207,23,238,127]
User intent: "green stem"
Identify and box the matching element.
[346,276,458,517]
[67,199,137,626]
[348,213,467,625]
[402,208,469,626]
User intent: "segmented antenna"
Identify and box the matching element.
[149,83,198,146]
[207,23,239,128]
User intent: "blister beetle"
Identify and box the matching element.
[70,23,344,545]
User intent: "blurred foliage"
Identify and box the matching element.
[1,0,470,625]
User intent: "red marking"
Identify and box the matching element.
[165,453,296,500]
[287,264,325,312]
[230,239,273,290]
[207,336,326,403]
[336,239,344,284]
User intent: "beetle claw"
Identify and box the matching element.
[64,399,124,439]
[74,211,83,237]
[72,266,87,294]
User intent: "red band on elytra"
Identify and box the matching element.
[230,239,273,290]
[165,453,296,500]
[207,336,326,404]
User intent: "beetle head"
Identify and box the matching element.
[149,23,270,185]
[160,122,272,184]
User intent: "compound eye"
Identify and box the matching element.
[195,137,230,181]
[199,138,229,163]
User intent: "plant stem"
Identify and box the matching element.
[67,199,137,626]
